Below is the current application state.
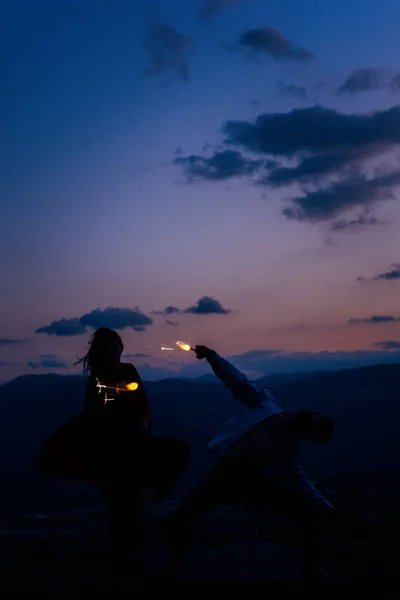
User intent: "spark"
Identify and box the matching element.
[161,345,174,352]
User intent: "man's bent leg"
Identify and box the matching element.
[168,477,225,578]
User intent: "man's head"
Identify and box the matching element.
[295,410,334,444]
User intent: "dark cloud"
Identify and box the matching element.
[174,104,400,224]
[79,308,153,332]
[144,22,192,81]
[28,355,68,369]
[175,150,262,181]
[166,320,179,326]
[36,307,153,336]
[282,170,400,222]
[153,296,232,316]
[372,340,400,350]
[184,296,232,315]
[239,27,314,62]
[276,81,308,101]
[265,153,351,187]
[338,68,386,94]
[0,338,23,345]
[328,213,381,233]
[373,264,400,281]
[389,74,400,92]
[223,105,400,158]
[349,315,400,324]
[36,318,87,337]
[198,0,237,19]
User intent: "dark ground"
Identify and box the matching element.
[0,471,399,595]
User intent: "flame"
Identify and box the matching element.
[176,341,192,352]
[125,382,139,391]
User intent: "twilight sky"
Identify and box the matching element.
[1,0,400,382]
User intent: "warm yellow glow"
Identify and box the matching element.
[176,341,192,352]
[125,382,139,391]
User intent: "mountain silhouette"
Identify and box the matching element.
[0,362,399,510]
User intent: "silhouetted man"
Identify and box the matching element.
[168,345,336,579]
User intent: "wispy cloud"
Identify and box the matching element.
[349,315,400,324]
[28,355,68,369]
[338,68,386,94]
[276,81,308,101]
[144,22,192,81]
[357,263,400,282]
[238,27,314,62]
[0,338,24,345]
[175,150,262,181]
[372,340,400,350]
[198,0,237,19]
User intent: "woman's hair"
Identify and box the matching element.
[74,327,124,377]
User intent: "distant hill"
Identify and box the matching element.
[0,362,399,510]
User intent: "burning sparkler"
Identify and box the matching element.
[95,378,139,404]
[175,340,194,352]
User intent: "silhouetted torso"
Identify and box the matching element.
[83,362,151,426]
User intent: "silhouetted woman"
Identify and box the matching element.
[34,327,190,569]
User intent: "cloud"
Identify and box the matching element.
[175,104,400,224]
[166,320,179,326]
[338,68,386,94]
[183,296,232,315]
[198,0,237,19]
[36,307,153,336]
[276,81,308,101]
[372,340,400,350]
[223,105,400,159]
[389,74,400,92]
[175,150,262,181]
[79,308,152,332]
[265,153,352,187]
[282,170,400,222]
[144,22,192,81]
[153,296,232,316]
[0,338,24,345]
[328,213,382,233]
[151,306,181,316]
[349,315,400,324]
[373,263,400,280]
[35,318,88,337]
[123,353,148,359]
[239,27,314,62]
[28,355,68,369]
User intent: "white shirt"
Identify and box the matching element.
[206,352,287,460]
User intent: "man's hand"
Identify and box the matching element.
[194,345,213,360]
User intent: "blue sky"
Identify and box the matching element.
[1,0,400,382]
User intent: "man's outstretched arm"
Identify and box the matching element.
[194,345,264,406]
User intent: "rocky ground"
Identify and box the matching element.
[0,472,399,594]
